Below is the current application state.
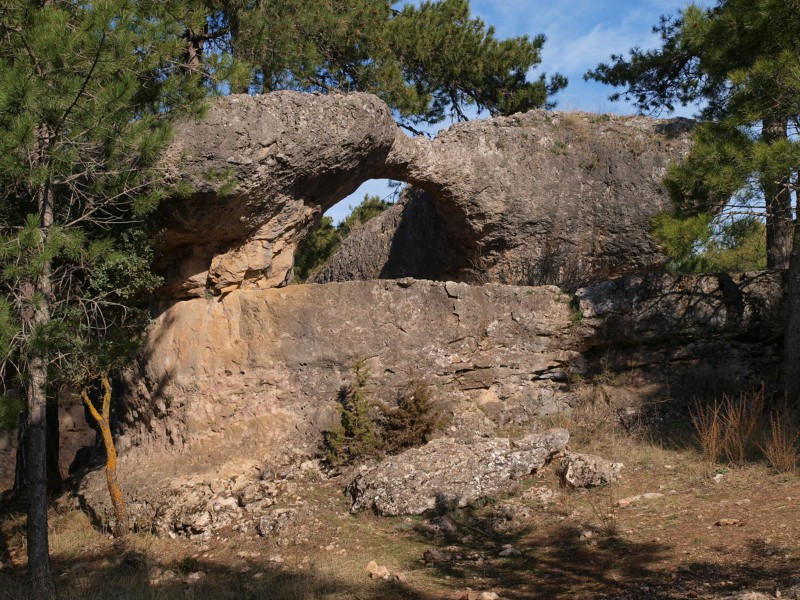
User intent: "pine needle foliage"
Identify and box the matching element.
[0,0,211,394]
[382,379,444,455]
[194,0,567,127]
[323,360,382,467]
[651,213,766,273]
[0,2,215,592]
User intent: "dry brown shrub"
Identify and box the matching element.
[720,386,765,464]
[759,404,799,473]
[692,386,798,471]
[691,397,726,466]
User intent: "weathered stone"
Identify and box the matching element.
[115,280,575,452]
[257,508,297,538]
[70,271,785,534]
[558,452,623,488]
[312,187,463,284]
[366,560,390,580]
[158,92,693,298]
[576,271,785,343]
[347,429,569,516]
[423,548,454,563]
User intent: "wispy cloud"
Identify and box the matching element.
[469,0,714,113]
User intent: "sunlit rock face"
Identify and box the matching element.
[158,91,693,298]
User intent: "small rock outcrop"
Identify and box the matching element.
[347,429,570,516]
[159,92,693,298]
[312,187,462,284]
[558,452,624,488]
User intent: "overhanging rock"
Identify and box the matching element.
[159,92,693,298]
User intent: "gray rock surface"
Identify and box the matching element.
[347,429,570,515]
[558,452,624,488]
[312,187,463,284]
[159,92,693,298]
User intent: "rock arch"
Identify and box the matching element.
[157,91,693,299]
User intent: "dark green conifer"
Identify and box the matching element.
[0,2,212,596]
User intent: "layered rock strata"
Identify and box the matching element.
[74,271,784,535]
[118,271,784,453]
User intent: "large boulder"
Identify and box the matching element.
[558,452,624,488]
[347,429,570,516]
[158,92,693,298]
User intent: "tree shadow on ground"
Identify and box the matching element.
[0,543,434,600]
[396,500,800,600]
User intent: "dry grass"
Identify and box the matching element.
[720,386,765,464]
[691,397,727,466]
[691,386,798,474]
[586,486,619,538]
[760,406,799,473]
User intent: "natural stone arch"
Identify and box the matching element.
[157,91,694,299]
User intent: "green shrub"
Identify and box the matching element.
[323,366,445,466]
[323,360,383,467]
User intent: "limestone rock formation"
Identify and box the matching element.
[347,429,570,516]
[115,280,577,453]
[558,452,624,488]
[68,271,786,535]
[158,92,693,298]
[312,187,463,284]
[113,271,783,455]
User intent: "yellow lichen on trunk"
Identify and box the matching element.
[81,375,129,537]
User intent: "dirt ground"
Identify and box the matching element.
[2,415,799,600]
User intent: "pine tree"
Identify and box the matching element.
[190,0,566,129]
[0,2,209,596]
[587,0,798,268]
[588,0,800,402]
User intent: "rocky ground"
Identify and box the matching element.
[2,397,798,600]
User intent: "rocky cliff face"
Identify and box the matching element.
[158,92,693,298]
[73,271,784,535]
[116,271,783,456]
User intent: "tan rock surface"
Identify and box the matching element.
[158,92,693,298]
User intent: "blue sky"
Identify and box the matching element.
[327,0,714,222]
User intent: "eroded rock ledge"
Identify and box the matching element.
[158,92,693,298]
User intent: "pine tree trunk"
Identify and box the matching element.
[782,217,800,403]
[14,413,27,492]
[26,117,56,600]
[762,116,793,269]
[26,356,56,600]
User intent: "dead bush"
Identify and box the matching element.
[759,403,799,473]
[382,380,445,455]
[721,386,765,464]
[691,386,797,471]
[691,397,726,466]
